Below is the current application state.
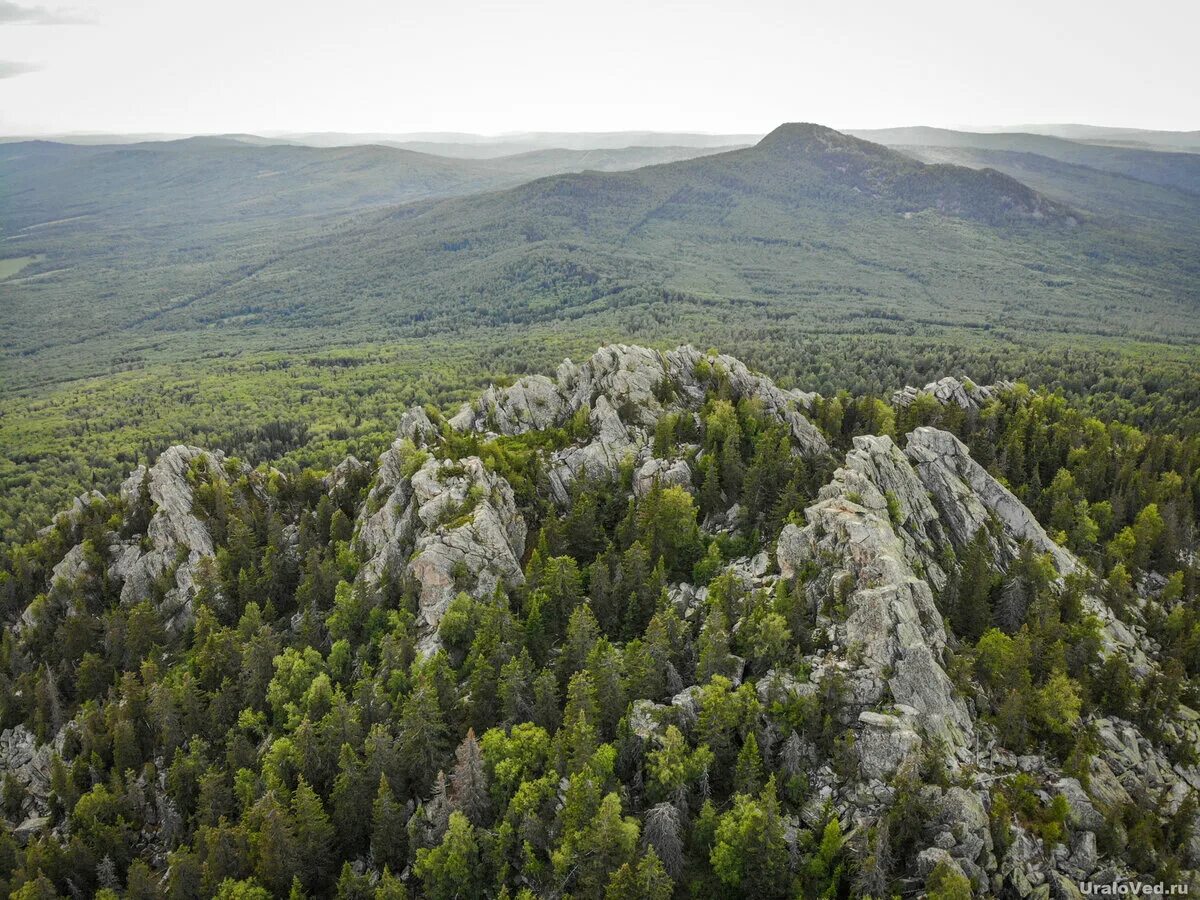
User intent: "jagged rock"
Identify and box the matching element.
[822,434,952,588]
[633,457,693,498]
[358,455,526,654]
[449,344,827,504]
[905,427,1075,574]
[670,685,704,724]
[12,816,50,845]
[778,439,972,750]
[857,711,922,779]
[892,376,1015,411]
[38,489,105,539]
[548,396,642,503]
[1066,830,1098,879]
[1054,777,1105,832]
[0,726,57,819]
[629,699,670,740]
[326,454,369,494]
[107,446,236,633]
[452,376,565,435]
[50,542,89,584]
[776,525,807,580]
[1050,872,1086,900]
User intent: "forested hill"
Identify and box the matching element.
[0,138,743,230]
[1,345,1198,898]
[5,123,1199,392]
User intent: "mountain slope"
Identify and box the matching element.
[849,126,1200,195]
[92,123,1190,343]
[895,144,1200,233]
[0,138,743,230]
[3,124,1198,391]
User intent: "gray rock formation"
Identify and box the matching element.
[357,453,526,654]
[778,433,972,752]
[905,426,1075,573]
[857,711,923,779]
[449,344,828,504]
[633,456,694,498]
[105,446,240,633]
[0,726,58,822]
[450,375,565,435]
[892,375,1015,411]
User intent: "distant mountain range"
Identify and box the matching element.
[2,122,1197,389]
[848,127,1200,195]
[0,138,744,229]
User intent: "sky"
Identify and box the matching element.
[0,0,1196,136]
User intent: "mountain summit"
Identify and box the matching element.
[750,122,1073,223]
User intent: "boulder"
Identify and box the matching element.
[633,457,693,498]
[857,711,922,779]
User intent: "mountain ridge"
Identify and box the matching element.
[2,343,1196,896]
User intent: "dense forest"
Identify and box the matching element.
[0,345,1196,898]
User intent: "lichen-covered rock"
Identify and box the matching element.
[633,457,693,498]
[357,453,526,655]
[326,454,369,495]
[857,711,922,779]
[50,542,89,585]
[106,446,237,633]
[892,375,1015,411]
[778,437,972,752]
[905,427,1074,573]
[547,396,641,503]
[407,457,526,653]
[448,344,827,504]
[0,726,59,821]
[451,375,565,435]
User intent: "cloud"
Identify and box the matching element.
[0,0,94,24]
[0,60,40,77]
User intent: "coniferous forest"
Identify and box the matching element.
[1,62,1199,895]
[1,343,1198,899]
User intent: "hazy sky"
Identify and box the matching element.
[1,0,1196,136]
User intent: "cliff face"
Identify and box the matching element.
[4,345,1196,895]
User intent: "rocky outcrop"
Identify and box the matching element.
[905,427,1151,670]
[778,433,972,753]
[547,396,641,503]
[449,375,565,435]
[633,457,694,498]
[0,726,57,824]
[103,446,236,633]
[450,344,828,503]
[892,376,1015,411]
[357,452,526,654]
[905,426,1074,573]
[775,424,1200,894]
[857,711,923,780]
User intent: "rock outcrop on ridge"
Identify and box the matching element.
[450,344,828,503]
[108,446,240,633]
[892,375,1016,411]
[357,453,526,654]
[4,343,1196,894]
[776,424,1199,895]
[778,434,971,757]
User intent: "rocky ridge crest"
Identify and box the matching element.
[4,344,1195,894]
